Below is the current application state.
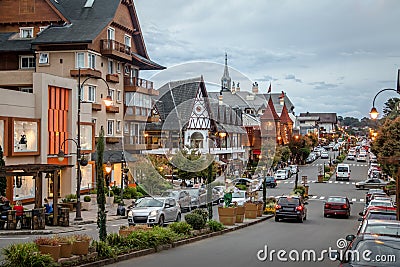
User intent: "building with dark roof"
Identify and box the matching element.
[297,112,338,137]
[0,0,162,204]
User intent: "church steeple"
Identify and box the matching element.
[221,53,231,92]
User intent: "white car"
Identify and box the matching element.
[357,153,367,162]
[231,190,248,206]
[274,169,289,180]
[320,151,329,159]
[347,152,356,160]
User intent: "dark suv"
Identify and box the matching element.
[275,196,307,223]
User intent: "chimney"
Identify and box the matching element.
[252,82,258,94]
[236,82,240,92]
[219,93,223,105]
[231,81,236,94]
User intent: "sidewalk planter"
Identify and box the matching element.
[38,244,61,262]
[59,242,73,258]
[317,174,324,183]
[235,206,245,223]
[81,201,91,211]
[244,203,258,219]
[72,240,89,255]
[218,207,237,226]
[106,196,114,205]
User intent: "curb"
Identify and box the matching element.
[0,226,85,236]
[71,216,127,226]
[77,214,273,267]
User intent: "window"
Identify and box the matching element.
[38,53,49,64]
[124,65,130,74]
[108,60,113,74]
[88,53,96,69]
[20,27,33,38]
[108,89,115,100]
[116,90,121,102]
[116,63,121,73]
[124,34,131,48]
[79,85,84,101]
[88,85,96,102]
[76,52,85,68]
[84,0,95,8]
[107,27,115,40]
[117,120,121,133]
[19,87,33,93]
[107,120,114,136]
[20,56,35,69]
[39,26,48,33]
[124,122,129,133]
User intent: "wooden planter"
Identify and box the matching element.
[38,245,61,261]
[235,206,246,223]
[218,207,237,226]
[244,203,258,219]
[72,240,89,255]
[257,203,264,217]
[81,201,91,211]
[106,196,114,205]
[59,242,72,258]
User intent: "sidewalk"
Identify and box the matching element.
[0,202,125,235]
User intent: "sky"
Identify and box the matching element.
[135,0,400,119]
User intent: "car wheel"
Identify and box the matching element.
[304,214,307,221]
[324,213,327,218]
[345,211,350,219]
[158,215,164,226]
[275,216,279,222]
[360,185,364,190]
[175,213,181,222]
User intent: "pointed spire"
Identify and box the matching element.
[221,53,231,91]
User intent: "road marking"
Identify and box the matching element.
[319,196,325,200]
[360,199,365,202]
[329,181,333,184]
[0,237,30,240]
[346,182,350,185]
[334,181,338,184]
[352,198,356,202]
[284,181,288,184]
[312,196,318,199]
[289,181,294,184]
[340,182,344,184]
[352,182,356,185]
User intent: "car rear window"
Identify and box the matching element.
[278,197,300,205]
[327,197,346,203]
[351,240,400,266]
[337,167,348,172]
[368,213,397,220]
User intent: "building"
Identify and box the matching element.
[0,0,163,205]
[297,112,338,138]
[143,77,247,176]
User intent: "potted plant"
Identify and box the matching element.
[244,201,258,219]
[235,204,246,223]
[217,190,237,226]
[72,234,91,255]
[34,237,61,261]
[81,195,91,211]
[54,235,74,258]
[106,190,114,205]
[89,189,97,203]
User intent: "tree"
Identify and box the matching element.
[371,117,400,178]
[383,97,400,119]
[0,146,6,197]
[96,127,107,242]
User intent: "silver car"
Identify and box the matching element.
[127,197,181,226]
[161,190,191,212]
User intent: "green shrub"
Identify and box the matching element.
[293,185,305,197]
[89,188,97,194]
[136,185,148,196]
[84,195,91,202]
[126,227,177,248]
[324,165,331,173]
[192,208,209,222]
[2,242,56,267]
[92,240,116,259]
[207,220,224,232]
[123,187,137,199]
[168,222,193,235]
[136,192,144,199]
[111,186,121,196]
[184,213,206,230]
[65,193,77,202]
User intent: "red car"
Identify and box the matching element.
[323,196,352,218]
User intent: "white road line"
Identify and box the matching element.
[352,182,356,185]
[312,196,318,199]
[334,181,338,184]
[352,198,356,202]
[0,237,30,240]
[360,199,365,202]
[284,181,289,184]
[319,196,325,200]
[329,181,333,184]
[289,181,294,184]
[340,182,344,184]
[346,182,350,185]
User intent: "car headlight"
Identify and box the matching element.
[128,210,133,217]
[149,210,158,217]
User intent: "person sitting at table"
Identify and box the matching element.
[0,200,11,220]
[13,200,24,218]
[44,198,53,214]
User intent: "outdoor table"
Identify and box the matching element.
[21,210,32,229]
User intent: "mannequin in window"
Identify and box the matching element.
[19,134,27,150]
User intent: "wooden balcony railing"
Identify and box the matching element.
[100,39,132,61]
[124,77,153,90]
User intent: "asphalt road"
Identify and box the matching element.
[110,151,374,267]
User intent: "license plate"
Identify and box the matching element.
[283,207,293,211]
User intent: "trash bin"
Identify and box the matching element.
[117,204,126,216]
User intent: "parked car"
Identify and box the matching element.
[357,219,400,236]
[358,207,397,223]
[289,165,298,174]
[334,234,400,266]
[185,188,207,208]
[365,188,386,204]
[274,169,289,180]
[161,190,191,212]
[127,197,181,226]
[323,196,352,218]
[356,153,367,162]
[213,186,225,203]
[355,178,388,189]
[231,190,248,206]
[265,176,277,188]
[275,195,307,223]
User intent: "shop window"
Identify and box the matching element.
[12,119,40,155]
[14,176,35,200]
[80,123,94,151]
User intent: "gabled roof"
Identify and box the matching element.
[280,104,293,124]
[0,33,32,52]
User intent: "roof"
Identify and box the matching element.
[0,33,33,52]
[260,96,280,121]
[297,116,320,121]
[280,104,293,124]
[299,112,337,124]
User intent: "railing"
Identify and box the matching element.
[124,77,154,90]
[100,39,131,57]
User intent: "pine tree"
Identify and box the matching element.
[96,127,107,241]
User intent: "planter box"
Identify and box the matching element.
[244,203,258,219]
[257,203,264,217]
[38,245,61,261]
[81,201,91,211]
[235,206,246,223]
[106,196,114,205]
[106,74,120,83]
[60,242,72,258]
[90,194,97,204]
[218,207,237,226]
[317,175,324,183]
[72,240,89,255]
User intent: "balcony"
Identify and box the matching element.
[106,74,119,83]
[92,103,102,111]
[124,144,147,151]
[124,77,158,95]
[124,114,148,122]
[106,137,120,144]
[0,70,33,87]
[100,39,132,62]
[106,105,119,113]
[70,68,102,79]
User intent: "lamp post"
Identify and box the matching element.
[57,68,111,221]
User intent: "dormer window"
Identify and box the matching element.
[20,27,33,38]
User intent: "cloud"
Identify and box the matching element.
[308,81,338,90]
[285,74,302,83]
[256,75,278,82]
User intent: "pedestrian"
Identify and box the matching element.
[44,198,53,214]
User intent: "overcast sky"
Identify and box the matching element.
[135,0,400,119]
